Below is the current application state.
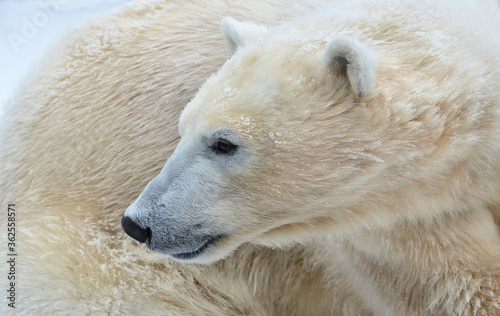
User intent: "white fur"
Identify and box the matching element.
[1,0,500,314]
[0,0,332,314]
[221,16,268,53]
[171,0,500,314]
[324,36,377,98]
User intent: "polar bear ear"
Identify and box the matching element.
[324,36,377,98]
[221,16,268,54]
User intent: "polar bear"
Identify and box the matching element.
[0,0,340,314]
[123,0,500,314]
[2,0,499,314]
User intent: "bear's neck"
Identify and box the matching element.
[315,206,500,315]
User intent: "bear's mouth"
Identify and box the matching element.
[170,235,223,260]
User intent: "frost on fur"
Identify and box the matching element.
[4,0,500,315]
[324,36,377,98]
[221,16,268,53]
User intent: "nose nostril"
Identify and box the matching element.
[121,216,150,244]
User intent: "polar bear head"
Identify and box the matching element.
[122,16,475,264]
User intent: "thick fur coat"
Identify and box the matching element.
[1,0,500,315]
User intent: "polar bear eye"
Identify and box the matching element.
[211,139,238,155]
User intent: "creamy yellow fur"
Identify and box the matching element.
[175,0,500,313]
[0,0,331,314]
[1,0,500,315]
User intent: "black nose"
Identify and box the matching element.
[121,216,152,243]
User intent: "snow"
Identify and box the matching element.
[0,0,129,120]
